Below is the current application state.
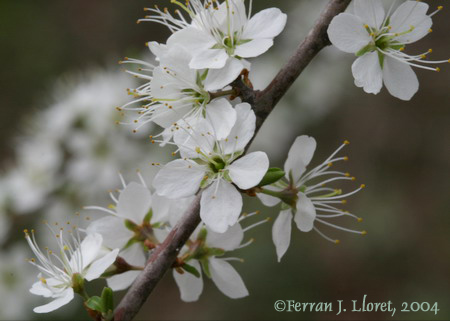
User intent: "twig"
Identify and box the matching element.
[114,1,351,320]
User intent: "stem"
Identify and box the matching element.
[114,1,352,320]
[209,89,238,100]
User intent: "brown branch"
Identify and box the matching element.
[113,1,351,320]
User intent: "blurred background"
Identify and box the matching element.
[0,0,449,320]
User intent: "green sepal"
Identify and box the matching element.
[124,219,137,231]
[208,247,225,257]
[101,287,114,313]
[197,227,208,241]
[182,263,201,278]
[200,259,211,278]
[355,44,375,57]
[143,209,153,224]
[377,51,385,69]
[258,167,285,187]
[85,296,103,313]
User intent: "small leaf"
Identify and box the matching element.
[101,287,114,312]
[258,168,285,187]
[355,44,375,57]
[200,259,211,278]
[85,296,104,313]
[182,263,201,278]
[143,209,153,223]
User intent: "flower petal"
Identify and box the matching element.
[383,56,418,101]
[228,151,269,189]
[173,260,203,302]
[242,8,287,39]
[72,233,103,271]
[167,27,215,55]
[220,103,256,154]
[353,0,385,29]
[204,58,246,91]
[327,13,371,53]
[205,98,237,140]
[390,1,432,43]
[256,185,282,207]
[206,223,244,251]
[189,49,229,70]
[272,210,293,262]
[117,182,152,223]
[351,51,383,94]
[200,180,242,233]
[235,38,274,58]
[153,159,206,199]
[210,258,248,299]
[284,135,316,184]
[33,288,74,313]
[86,216,132,249]
[294,193,316,232]
[84,248,119,281]
[173,117,216,158]
[107,244,146,291]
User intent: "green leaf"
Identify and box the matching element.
[208,247,225,257]
[101,287,114,312]
[143,209,153,223]
[258,168,285,186]
[124,219,137,231]
[85,296,104,313]
[182,263,201,278]
[378,51,385,69]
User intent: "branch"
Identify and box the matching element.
[114,1,351,320]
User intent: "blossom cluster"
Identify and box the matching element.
[16,0,448,317]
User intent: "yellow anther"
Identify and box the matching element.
[428,49,433,53]
[343,156,349,161]
[327,162,333,167]
[171,152,176,156]
[351,177,356,181]
[399,47,405,51]
[364,24,369,28]
[438,5,443,10]
[63,245,69,251]
[108,204,116,209]
[420,54,426,59]
[357,217,363,223]
[436,67,441,72]
[335,239,341,245]
[341,200,347,204]
[345,172,350,177]
[360,184,366,188]
[361,230,368,236]
[195,147,201,153]
[428,28,433,33]
[151,140,155,144]
[343,140,350,145]
[23,229,29,234]
[31,258,36,262]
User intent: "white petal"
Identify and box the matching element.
[210,258,248,299]
[84,248,120,281]
[242,8,287,39]
[200,180,242,233]
[189,49,229,70]
[205,98,237,140]
[33,288,74,313]
[383,56,418,101]
[294,193,316,232]
[167,27,215,55]
[284,135,316,183]
[204,58,246,91]
[390,1,432,43]
[228,152,269,189]
[353,0,385,29]
[221,103,256,154]
[77,233,103,271]
[147,41,167,59]
[86,216,132,249]
[153,159,206,199]
[117,182,152,223]
[327,13,371,53]
[173,117,216,158]
[173,260,203,302]
[272,210,293,262]
[107,244,145,291]
[206,223,244,251]
[256,185,282,207]
[150,194,171,223]
[30,280,54,298]
[351,51,383,94]
[235,38,274,58]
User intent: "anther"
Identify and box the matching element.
[334,239,341,245]
[343,140,350,145]
[360,184,366,188]
[357,217,363,223]
[343,156,349,161]
[361,230,368,236]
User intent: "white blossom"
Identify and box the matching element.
[25,227,119,313]
[328,0,448,100]
[257,136,366,261]
[153,103,269,233]
[141,0,286,82]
